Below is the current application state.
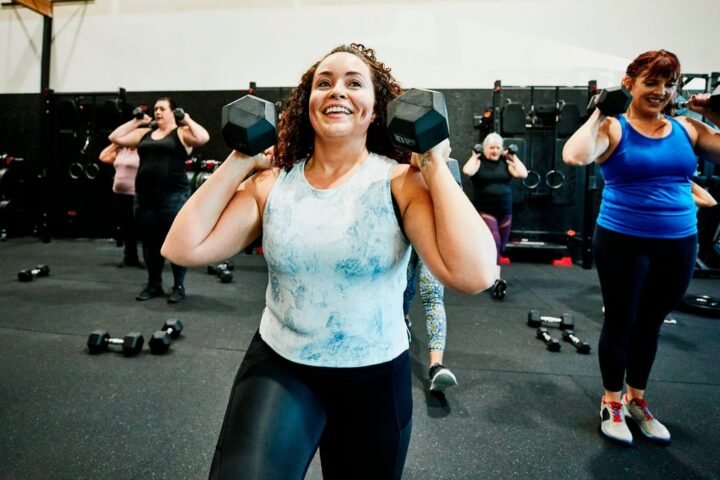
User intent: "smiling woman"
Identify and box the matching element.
[160,42,497,479]
[562,49,720,447]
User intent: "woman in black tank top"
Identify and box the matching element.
[108,97,209,303]
[462,132,528,299]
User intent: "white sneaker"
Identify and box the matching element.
[600,396,633,445]
[624,395,671,443]
[429,364,458,392]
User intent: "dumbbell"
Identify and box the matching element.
[173,108,186,124]
[561,330,591,354]
[132,106,148,120]
[221,95,277,155]
[207,261,234,283]
[148,319,184,355]
[536,327,561,352]
[504,144,519,157]
[587,86,632,117]
[132,106,158,129]
[18,264,50,282]
[387,88,449,153]
[527,310,574,330]
[87,330,144,356]
[671,85,720,113]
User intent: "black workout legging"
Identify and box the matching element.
[593,225,697,392]
[209,332,413,480]
[479,212,512,264]
[134,190,189,288]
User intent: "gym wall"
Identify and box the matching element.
[1,0,718,94]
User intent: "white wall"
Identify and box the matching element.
[1,0,718,94]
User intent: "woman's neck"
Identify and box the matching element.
[304,140,369,189]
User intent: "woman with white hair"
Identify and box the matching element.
[463,132,528,299]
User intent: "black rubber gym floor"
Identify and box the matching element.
[1,237,719,479]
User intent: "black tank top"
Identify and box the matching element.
[136,128,189,203]
[470,155,513,216]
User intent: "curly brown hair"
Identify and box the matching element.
[274,43,412,171]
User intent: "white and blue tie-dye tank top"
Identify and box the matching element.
[259,153,412,367]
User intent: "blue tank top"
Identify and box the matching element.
[259,153,412,367]
[597,115,697,238]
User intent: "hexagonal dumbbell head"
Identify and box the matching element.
[221,95,277,156]
[527,309,542,328]
[589,86,632,117]
[162,319,184,339]
[387,88,449,153]
[149,331,172,355]
[121,332,144,356]
[173,108,186,124]
[87,329,111,354]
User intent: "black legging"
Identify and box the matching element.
[593,225,697,392]
[209,332,412,480]
[134,190,189,288]
[113,193,138,261]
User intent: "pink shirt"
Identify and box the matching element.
[113,148,139,195]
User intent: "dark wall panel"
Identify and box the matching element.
[1,87,589,240]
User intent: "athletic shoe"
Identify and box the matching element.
[624,395,671,443]
[167,285,186,304]
[429,363,458,392]
[136,284,164,301]
[600,396,633,445]
[491,279,507,300]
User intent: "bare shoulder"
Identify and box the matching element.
[390,163,428,213]
[675,115,705,143]
[596,116,622,164]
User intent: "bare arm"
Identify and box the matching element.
[108,116,152,148]
[684,95,720,165]
[505,151,528,179]
[562,109,613,166]
[178,113,210,148]
[691,181,718,208]
[462,151,481,176]
[161,150,276,267]
[393,140,497,294]
[98,143,120,164]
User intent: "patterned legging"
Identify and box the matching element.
[479,212,512,264]
[402,249,447,352]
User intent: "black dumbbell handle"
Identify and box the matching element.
[106,337,126,346]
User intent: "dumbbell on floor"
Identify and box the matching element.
[562,330,591,354]
[87,330,144,356]
[18,264,50,282]
[207,261,234,283]
[527,310,574,330]
[536,327,561,352]
[148,319,184,355]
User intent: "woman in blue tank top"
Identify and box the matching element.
[161,44,497,479]
[563,50,720,447]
